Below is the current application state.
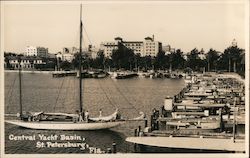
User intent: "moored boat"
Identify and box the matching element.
[125,73,245,152]
[111,71,138,79]
[126,136,245,152]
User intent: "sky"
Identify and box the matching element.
[2,0,247,54]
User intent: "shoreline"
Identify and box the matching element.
[4,70,76,74]
[4,70,245,83]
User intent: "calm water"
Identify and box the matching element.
[4,72,185,154]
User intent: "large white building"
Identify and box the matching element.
[56,52,74,62]
[25,46,37,56]
[100,36,162,58]
[143,36,162,56]
[86,45,99,59]
[162,45,175,55]
[56,47,78,62]
[25,46,48,58]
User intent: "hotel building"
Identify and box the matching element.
[100,36,162,58]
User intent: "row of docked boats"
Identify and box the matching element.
[126,72,246,152]
[52,69,184,79]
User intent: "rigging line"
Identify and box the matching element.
[111,81,140,113]
[7,74,18,106]
[61,77,70,111]
[81,10,92,45]
[119,82,141,109]
[83,25,92,45]
[68,77,74,105]
[97,79,118,109]
[6,74,18,113]
[53,77,65,112]
[73,77,77,109]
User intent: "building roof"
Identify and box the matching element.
[114,37,123,40]
[123,41,143,43]
[103,44,118,47]
[8,56,43,60]
[144,37,153,40]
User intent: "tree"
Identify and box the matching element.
[111,43,135,70]
[218,46,243,72]
[206,49,220,72]
[60,61,72,70]
[171,49,185,70]
[186,48,199,71]
[94,51,105,69]
[185,48,207,72]
[72,52,85,69]
[154,50,167,70]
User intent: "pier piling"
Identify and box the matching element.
[112,142,117,153]
[134,128,138,136]
[106,148,112,153]
[144,119,148,128]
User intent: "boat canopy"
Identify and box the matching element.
[30,112,78,118]
[89,110,119,122]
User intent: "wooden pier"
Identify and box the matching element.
[126,72,246,152]
[52,71,77,77]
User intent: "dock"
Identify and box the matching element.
[52,71,77,77]
[126,72,246,152]
[126,136,245,152]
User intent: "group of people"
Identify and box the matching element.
[77,109,103,122]
[78,110,89,122]
[20,111,41,122]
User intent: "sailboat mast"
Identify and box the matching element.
[18,57,23,119]
[79,4,83,113]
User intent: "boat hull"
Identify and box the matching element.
[126,136,245,152]
[5,120,125,130]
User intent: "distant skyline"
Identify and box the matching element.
[2,0,247,54]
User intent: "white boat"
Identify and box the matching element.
[166,119,220,130]
[5,5,125,131]
[111,71,138,79]
[5,120,124,130]
[126,136,245,152]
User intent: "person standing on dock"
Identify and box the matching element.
[99,109,102,118]
[78,110,84,122]
[85,110,89,122]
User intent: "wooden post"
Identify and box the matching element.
[233,97,236,142]
[134,128,138,136]
[112,142,116,153]
[144,119,148,128]
[219,108,224,132]
[150,115,154,130]
[18,58,23,120]
[134,143,137,153]
[106,148,112,153]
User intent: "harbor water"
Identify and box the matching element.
[4,72,185,154]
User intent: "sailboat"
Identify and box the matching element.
[5,5,125,130]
